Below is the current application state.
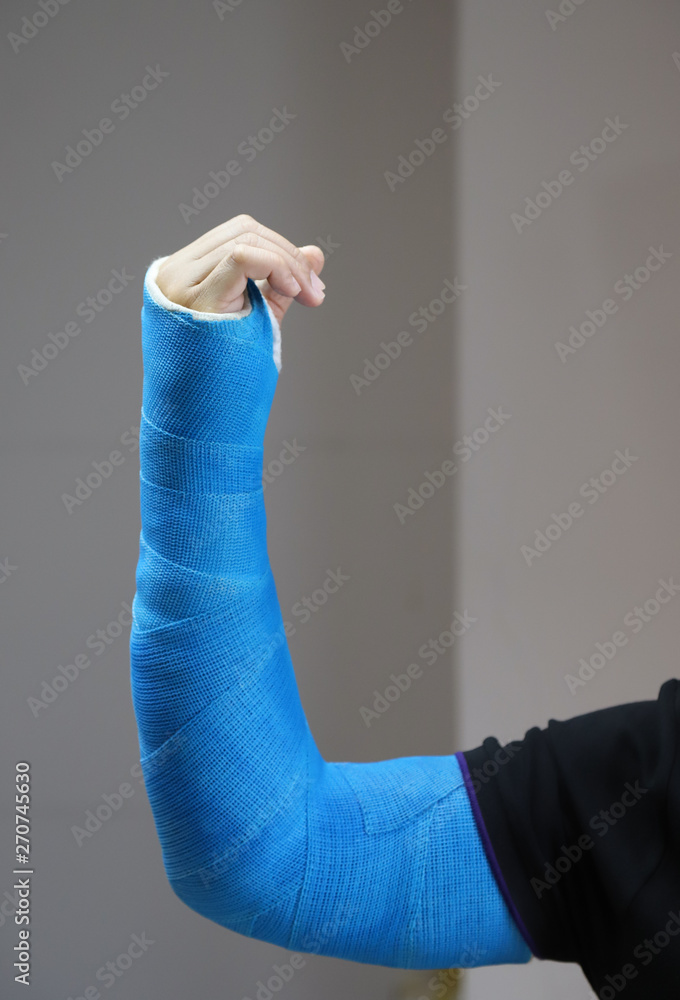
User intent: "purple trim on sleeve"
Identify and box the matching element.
[455,750,542,959]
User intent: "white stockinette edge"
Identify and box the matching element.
[145,255,282,372]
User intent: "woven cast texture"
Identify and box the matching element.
[129,263,531,969]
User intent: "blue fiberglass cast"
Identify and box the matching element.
[129,257,532,969]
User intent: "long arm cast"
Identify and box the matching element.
[129,258,533,968]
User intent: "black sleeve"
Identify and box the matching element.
[459,677,680,997]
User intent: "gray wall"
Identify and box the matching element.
[1,2,678,999]
[457,2,680,998]
[1,1,454,998]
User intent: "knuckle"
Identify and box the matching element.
[227,238,256,264]
[156,261,187,304]
[228,244,246,264]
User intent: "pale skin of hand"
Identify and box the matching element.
[155,213,326,327]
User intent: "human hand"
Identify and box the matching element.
[155,213,326,325]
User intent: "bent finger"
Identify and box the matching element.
[191,244,306,313]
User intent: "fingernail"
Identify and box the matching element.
[310,271,326,295]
